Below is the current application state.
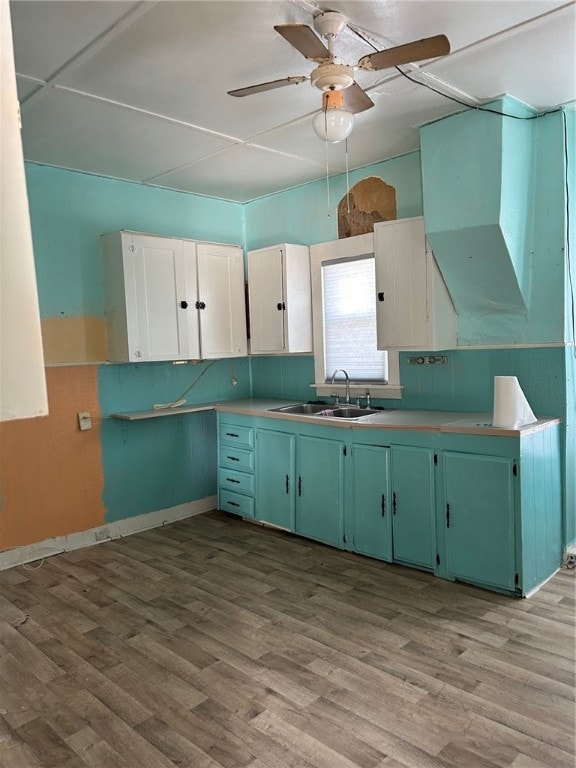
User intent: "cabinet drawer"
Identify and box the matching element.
[219,446,255,472]
[219,424,254,449]
[219,489,255,518]
[219,468,255,495]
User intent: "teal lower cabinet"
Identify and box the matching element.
[352,444,392,561]
[296,434,345,548]
[255,428,295,529]
[439,425,563,597]
[443,451,515,593]
[391,445,436,569]
[217,412,562,596]
[223,417,346,548]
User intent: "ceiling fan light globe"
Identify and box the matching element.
[312,107,354,143]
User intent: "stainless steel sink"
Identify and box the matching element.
[269,403,380,419]
[270,403,331,415]
[330,407,379,419]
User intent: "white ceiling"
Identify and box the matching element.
[10,0,576,203]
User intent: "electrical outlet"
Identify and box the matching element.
[407,355,448,365]
[78,411,92,431]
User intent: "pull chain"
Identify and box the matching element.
[345,136,351,214]
[325,131,331,218]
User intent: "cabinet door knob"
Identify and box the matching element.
[377,292,385,302]
[277,302,286,311]
[180,300,188,309]
[195,301,206,310]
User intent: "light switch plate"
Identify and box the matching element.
[78,411,92,430]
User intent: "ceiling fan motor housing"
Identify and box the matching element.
[311,63,355,91]
[313,11,347,39]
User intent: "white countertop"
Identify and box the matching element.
[215,398,559,436]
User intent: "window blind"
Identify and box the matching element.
[322,256,388,383]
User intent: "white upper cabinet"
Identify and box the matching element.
[247,244,312,355]
[102,231,247,362]
[375,217,456,351]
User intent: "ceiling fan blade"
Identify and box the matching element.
[274,24,330,61]
[228,76,307,97]
[343,82,375,114]
[358,34,450,71]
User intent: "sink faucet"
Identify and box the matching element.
[330,369,350,405]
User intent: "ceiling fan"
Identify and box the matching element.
[228,10,450,140]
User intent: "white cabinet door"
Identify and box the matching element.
[102,232,197,362]
[375,217,456,351]
[131,234,199,361]
[197,242,247,358]
[248,247,285,353]
[247,243,312,354]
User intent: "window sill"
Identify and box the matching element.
[311,383,403,400]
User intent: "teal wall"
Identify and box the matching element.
[25,163,248,524]
[26,164,244,318]
[420,100,566,345]
[247,150,424,411]
[98,359,250,522]
[244,150,423,250]
[563,108,576,545]
[24,101,575,548]
[243,120,574,549]
[250,355,315,403]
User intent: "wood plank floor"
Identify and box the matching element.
[0,511,574,768]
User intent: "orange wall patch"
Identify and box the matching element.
[0,365,105,551]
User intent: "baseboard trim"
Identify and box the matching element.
[0,496,217,571]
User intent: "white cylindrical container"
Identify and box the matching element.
[493,376,536,429]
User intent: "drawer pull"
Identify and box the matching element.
[226,477,240,484]
[226,456,240,462]
[226,432,239,438]
[228,501,240,507]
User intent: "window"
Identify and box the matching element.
[310,233,401,399]
[322,256,388,382]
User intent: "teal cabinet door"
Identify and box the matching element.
[444,451,515,592]
[296,435,344,547]
[391,445,435,569]
[255,429,295,529]
[353,444,392,561]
